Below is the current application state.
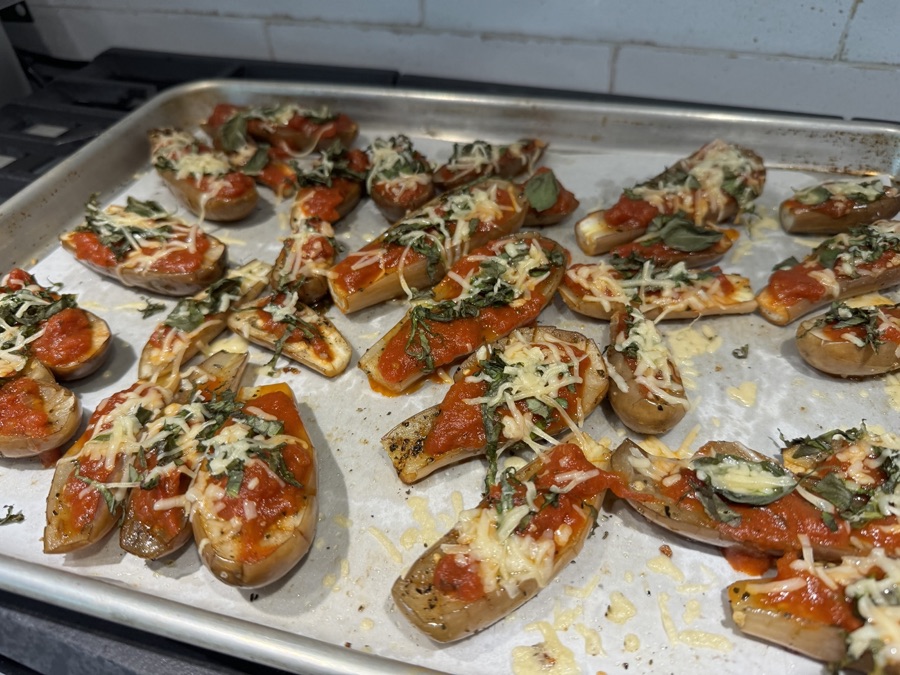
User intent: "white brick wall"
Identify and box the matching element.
[6,0,900,121]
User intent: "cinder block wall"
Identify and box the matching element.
[8,0,900,122]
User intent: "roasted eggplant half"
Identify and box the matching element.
[149,128,258,222]
[780,178,900,235]
[59,195,228,297]
[227,291,351,378]
[0,268,111,381]
[382,326,607,483]
[358,234,568,394]
[392,442,604,642]
[189,382,317,587]
[757,221,900,325]
[575,139,765,255]
[796,301,900,377]
[328,178,527,314]
[561,259,757,321]
[605,306,688,434]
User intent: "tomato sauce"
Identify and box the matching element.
[434,554,486,601]
[784,197,852,220]
[31,308,93,367]
[767,264,829,306]
[204,103,242,129]
[424,344,588,457]
[70,231,118,268]
[747,552,862,632]
[130,460,190,543]
[151,234,212,274]
[723,546,772,576]
[211,388,314,564]
[298,179,358,222]
[259,161,298,196]
[1,268,34,291]
[197,172,255,200]
[60,456,118,530]
[604,194,661,230]
[0,377,50,438]
[433,444,601,601]
[330,186,519,297]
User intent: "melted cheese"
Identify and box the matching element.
[445,506,556,598]
[611,308,687,407]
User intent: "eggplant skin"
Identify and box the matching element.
[780,189,900,235]
[158,169,258,223]
[728,579,850,665]
[796,314,900,378]
[606,350,687,434]
[59,232,228,298]
[392,444,603,643]
[46,311,112,381]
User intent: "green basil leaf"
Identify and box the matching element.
[125,196,168,219]
[242,145,270,176]
[695,488,741,526]
[0,505,24,526]
[221,113,249,153]
[138,298,166,319]
[793,185,830,206]
[656,218,723,252]
[732,344,749,359]
[524,171,559,212]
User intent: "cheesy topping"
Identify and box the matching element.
[610,306,687,407]
[366,135,432,196]
[150,129,231,180]
[630,139,763,221]
[462,330,588,451]
[567,259,753,317]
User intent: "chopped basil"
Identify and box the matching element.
[781,425,867,460]
[732,344,749,359]
[814,302,887,348]
[225,460,244,497]
[649,213,724,252]
[0,505,23,526]
[402,241,550,372]
[241,145,271,175]
[233,411,284,437]
[164,277,243,333]
[793,185,831,206]
[124,196,168,219]
[138,298,166,319]
[695,488,741,526]
[524,170,560,212]
[74,465,119,515]
[220,113,250,153]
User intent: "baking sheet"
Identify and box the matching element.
[2,81,900,675]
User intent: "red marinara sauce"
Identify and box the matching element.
[128,454,190,543]
[0,377,51,438]
[432,443,602,601]
[195,172,256,200]
[783,197,853,220]
[766,263,829,306]
[30,307,93,367]
[656,471,855,554]
[422,345,588,458]
[822,306,900,343]
[330,184,519,297]
[210,388,315,564]
[747,552,862,632]
[604,194,661,230]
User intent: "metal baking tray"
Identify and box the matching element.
[2,81,900,675]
